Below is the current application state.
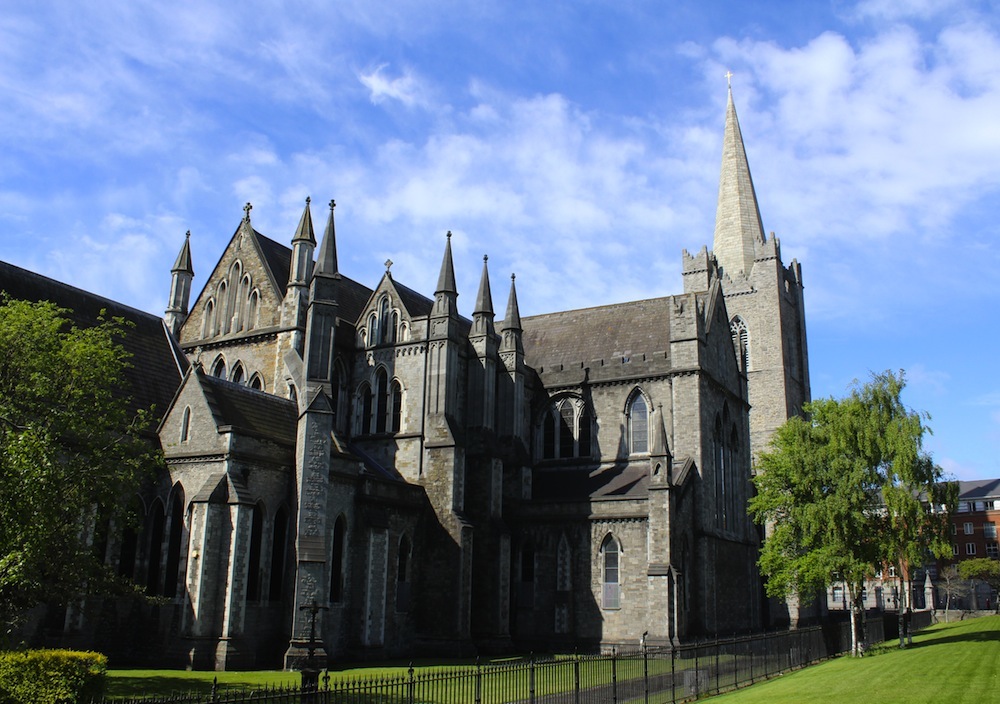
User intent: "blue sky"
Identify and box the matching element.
[1,1,998,480]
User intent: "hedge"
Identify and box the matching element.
[0,649,107,704]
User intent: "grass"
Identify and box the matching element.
[105,616,1000,702]
[709,615,1000,703]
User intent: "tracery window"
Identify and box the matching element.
[627,391,649,455]
[359,370,403,435]
[539,397,593,460]
[730,316,750,372]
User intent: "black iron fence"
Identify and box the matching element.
[98,617,889,704]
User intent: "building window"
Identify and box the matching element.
[831,585,845,606]
[539,397,593,460]
[627,392,649,455]
[952,524,957,535]
[985,522,997,539]
[246,504,264,602]
[231,362,245,385]
[211,356,227,379]
[958,502,969,513]
[987,542,999,559]
[601,534,621,610]
[390,381,403,433]
[967,543,976,556]
[730,316,750,371]
[953,544,959,556]
[180,406,191,443]
[964,522,974,535]
[269,508,289,601]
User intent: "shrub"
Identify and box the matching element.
[0,649,107,704]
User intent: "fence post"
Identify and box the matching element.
[475,657,482,704]
[407,662,415,704]
[694,642,700,698]
[643,644,649,704]
[530,652,536,704]
[715,637,720,695]
[574,652,581,704]
[749,635,754,684]
[612,647,618,704]
[211,676,218,704]
[671,644,677,704]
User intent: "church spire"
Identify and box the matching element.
[436,231,457,295]
[473,255,494,317]
[165,231,194,337]
[500,273,523,355]
[315,199,339,277]
[712,84,766,279]
[288,197,316,287]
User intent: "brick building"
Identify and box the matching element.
[4,89,810,669]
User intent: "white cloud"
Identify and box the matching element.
[358,64,432,109]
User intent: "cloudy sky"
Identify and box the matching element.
[1,1,998,480]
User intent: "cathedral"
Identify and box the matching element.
[4,90,810,669]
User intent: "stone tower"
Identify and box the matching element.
[683,86,810,462]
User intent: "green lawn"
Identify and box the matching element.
[105,616,1000,702]
[710,615,1000,704]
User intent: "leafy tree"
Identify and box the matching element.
[0,297,160,630]
[957,558,1000,612]
[749,370,954,656]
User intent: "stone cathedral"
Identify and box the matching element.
[5,90,809,669]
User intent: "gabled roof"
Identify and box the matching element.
[534,463,649,501]
[520,297,673,372]
[0,259,186,422]
[196,368,297,445]
[254,231,293,297]
[958,479,1000,501]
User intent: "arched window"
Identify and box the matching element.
[117,497,144,581]
[379,298,391,344]
[180,406,191,443]
[202,299,216,339]
[247,503,264,602]
[367,314,378,347]
[330,514,346,603]
[269,507,289,601]
[249,373,264,391]
[216,281,229,335]
[246,290,259,331]
[601,534,621,609]
[390,380,403,433]
[332,360,348,434]
[396,534,411,612]
[730,316,750,372]
[389,311,399,344]
[358,383,373,435]
[540,397,593,460]
[163,490,184,599]
[211,356,227,379]
[231,362,245,385]
[375,369,388,433]
[627,391,649,455]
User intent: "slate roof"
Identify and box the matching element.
[533,463,650,501]
[197,369,298,445]
[392,279,434,319]
[519,297,673,372]
[254,232,292,297]
[0,259,186,422]
[958,479,1000,500]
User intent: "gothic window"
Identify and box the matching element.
[390,380,403,433]
[539,397,593,460]
[379,298,391,344]
[269,507,289,601]
[180,406,191,443]
[715,415,727,530]
[396,534,411,612]
[729,425,740,528]
[627,391,649,455]
[231,362,245,385]
[375,369,388,433]
[211,356,227,379]
[117,498,143,581]
[367,314,378,347]
[390,311,399,344]
[216,281,229,335]
[247,503,264,602]
[202,299,216,339]
[163,490,184,599]
[332,360,348,434]
[249,373,264,391]
[730,316,750,372]
[330,514,346,603]
[359,383,373,435]
[288,384,298,406]
[246,290,259,331]
[601,534,621,610]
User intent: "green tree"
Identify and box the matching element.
[749,371,954,656]
[0,297,160,630]
[957,558,1000,612]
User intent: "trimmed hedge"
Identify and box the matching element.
[0,649,107,704]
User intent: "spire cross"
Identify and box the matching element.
[243,202,252,221]
[483,254,488,263]
[305,196,311,205]
[185,230,191,240]
[725,70,733,88]
[511,273,516,282]
[385,258,393,273]
[329,199,336,210]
